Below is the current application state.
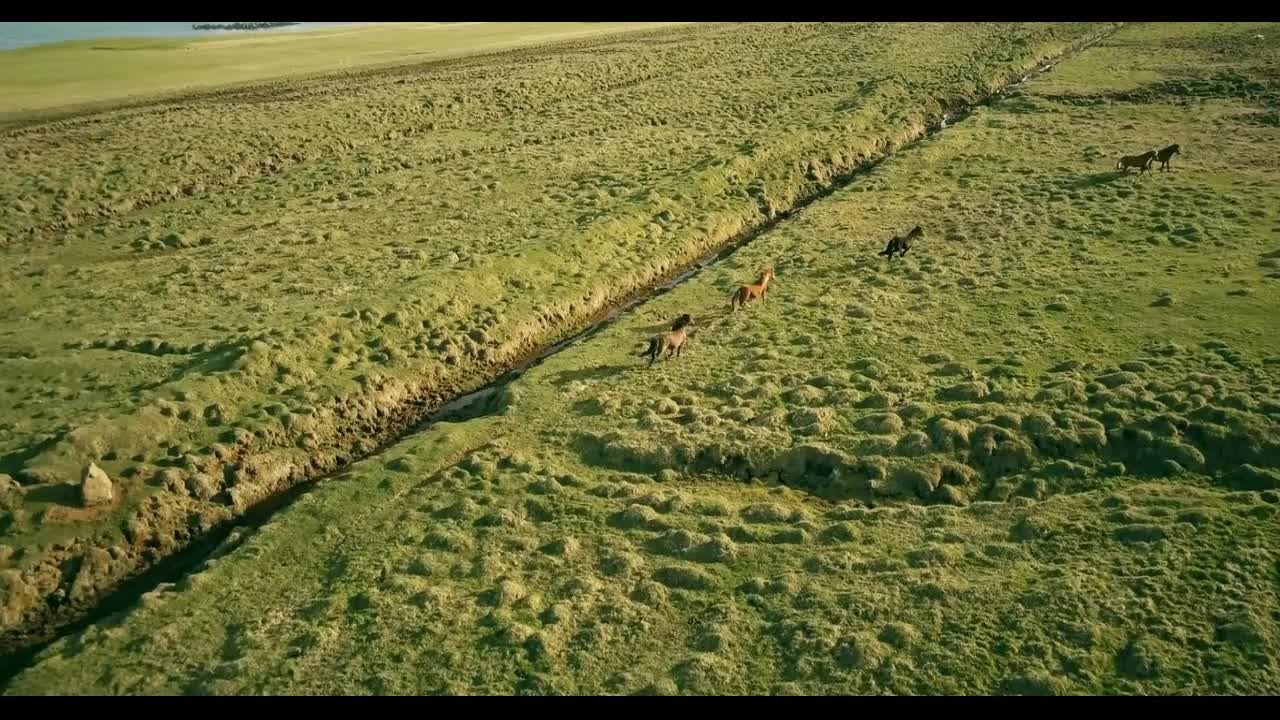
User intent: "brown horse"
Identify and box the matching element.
[879,225,922,261]
[1116,150,1157,174]
[1154,143,1180,172]
[639,317,694,367]
[730,266,776,311]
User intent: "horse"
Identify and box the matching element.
[1116,150,1157,174]
[730,266,776,311]
[639,317,694,367]
[878,225,923,261]
[1154,144,1180,172]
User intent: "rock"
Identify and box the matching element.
[0,474,20,509]
[1,569,38,626]
[81,463,114,507]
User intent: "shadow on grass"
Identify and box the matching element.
[1063,170,1127,189]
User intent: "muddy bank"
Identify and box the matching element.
[0,25,1121,667]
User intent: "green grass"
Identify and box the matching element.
[0,23,686,118]
[0,22,1116,648]
[4,22,1279,695]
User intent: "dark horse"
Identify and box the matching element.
[1154,144,1181,172]
[1117,149,1157,175]
[879,225,922,261]
[639,315,694,367]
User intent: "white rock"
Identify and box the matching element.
[81,463,114,507]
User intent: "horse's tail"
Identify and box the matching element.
[638,338,656,357]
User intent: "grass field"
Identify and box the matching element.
[0,23,685,118]
[0,22,1114,653]
[4,22,1280,694]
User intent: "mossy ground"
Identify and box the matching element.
[0,22,1110,644]
[5,22,1280,694]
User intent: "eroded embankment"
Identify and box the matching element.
[0,25,1120,666]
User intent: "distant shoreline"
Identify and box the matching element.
[0,21,675,118]
[190,22,301,32]
[0,22,376,52]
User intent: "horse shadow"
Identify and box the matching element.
[628,308,733,336]
[549,365,626,386]
[1063,170,1127,189]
